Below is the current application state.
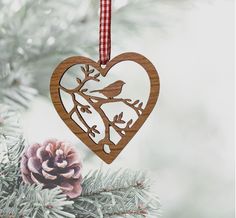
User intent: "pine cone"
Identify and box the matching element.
[20,139,82,198]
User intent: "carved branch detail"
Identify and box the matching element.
[59,64,145,151]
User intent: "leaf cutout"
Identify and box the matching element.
[76,78,81,84]
[94,73,100,78]
[113,115,118,122]
[85,108,92,114]
[90,132,95,137]
[85,65,89,71]
[93,129,100,134]
[138,102,143,108]
[118,112,123,119]
[89,69,95,74]
[127,119,133,127]
[80,66,85,73]
[81,88,88,93]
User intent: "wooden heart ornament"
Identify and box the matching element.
[50,52,160,164]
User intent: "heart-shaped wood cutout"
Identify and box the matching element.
[50,52,160,164]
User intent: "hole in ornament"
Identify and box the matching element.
[60,64,102,91]
[72,111,102,144]
[103,144,111,154]
[103,61,149,106]
[60,64,86,89]
[109,126,122,144]
[71,113,87,132]
[75,94,91,106]
[101,102,137,136]
[59,90,74,113]
[73,94,105,144]
[100,64,106,69]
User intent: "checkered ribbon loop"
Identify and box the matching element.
[99,0,112,65]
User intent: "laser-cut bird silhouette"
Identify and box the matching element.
[90,80,125,99]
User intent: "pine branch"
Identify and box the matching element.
[0,71,38,110]
[0,105,24,195]
[0,137,25,196]
[0,169,160,218]
[0,184,75,218]
[0,104,21,147]
[72,169,160,218]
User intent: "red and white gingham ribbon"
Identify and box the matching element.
[99,0,112,65]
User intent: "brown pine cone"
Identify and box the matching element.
[20,139,82,198]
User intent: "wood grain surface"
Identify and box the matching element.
[50,52,160,164]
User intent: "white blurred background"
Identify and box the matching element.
[22,0,234,217]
